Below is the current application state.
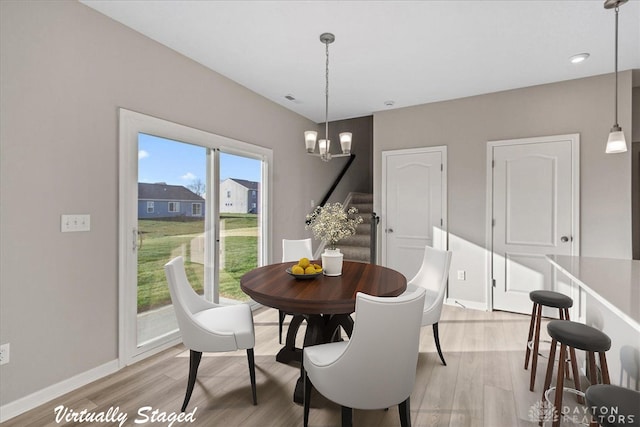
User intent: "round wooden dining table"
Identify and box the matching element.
[240,260,407,403]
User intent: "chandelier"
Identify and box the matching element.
[604,0,628,154]
[304,33,352,161]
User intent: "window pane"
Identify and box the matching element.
[137,133,207,347]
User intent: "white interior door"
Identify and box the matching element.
[382,147,447,280]
[490,134,579,314]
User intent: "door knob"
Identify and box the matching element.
[560,236,572,243]
[387,228,394,233]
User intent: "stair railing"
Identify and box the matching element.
[316,154,356,210]
[370,212,380,264]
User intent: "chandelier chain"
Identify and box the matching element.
[614,6,619,126]
[325,39,330,140]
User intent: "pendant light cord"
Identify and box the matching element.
[614,6,619,127]
[325,39,330,141]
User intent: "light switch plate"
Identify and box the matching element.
[61,214,91,232]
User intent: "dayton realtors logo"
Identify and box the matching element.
[53,405,197,427]
[528,400,636,425]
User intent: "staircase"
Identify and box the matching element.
[338,193,376,263]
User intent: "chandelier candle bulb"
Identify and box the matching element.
[319,139,329,156]
[339,132,352,154]
[305,131,318,152]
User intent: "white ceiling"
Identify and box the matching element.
[81,0,640,123]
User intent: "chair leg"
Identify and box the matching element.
[432,323,446,366]
[181,350,202,412]
[279,310,285,344]
[399,397,411,427]
[303,371,312,427]
[341,406,353,427]
[246,348,257,405]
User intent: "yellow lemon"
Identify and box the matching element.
[314,266,323,273]
[298,257,310,269]
[292,265,304,275]
[313,264,322,270]
[304,266,316,275]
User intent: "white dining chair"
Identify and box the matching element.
[303,288,426,427]
[164,256,257,411]
[280,238,314,343]
[403,245,452,365]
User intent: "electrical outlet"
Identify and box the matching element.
[457,270,466,281]
[0,343,9,365]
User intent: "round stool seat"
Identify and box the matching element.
[586,384,640,427]
[547,320,611,353]
[529,290,573,309]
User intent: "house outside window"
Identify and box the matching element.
[227,190,231,198]
[147,201,154,213]
[192,203,202,216]
[168,202,179,212]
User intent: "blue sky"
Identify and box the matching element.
[138,133,261,186]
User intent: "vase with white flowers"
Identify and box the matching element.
[305,202,363,276]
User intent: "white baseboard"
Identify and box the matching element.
[445,297,488,311]
[0,359,119,423]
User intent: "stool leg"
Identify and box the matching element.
[540,338,558,426]
[530,303,543,391]
[552,344,567,427]
[567,346,583,404]
[525,303,537,369]
[588,352,598,386]
[599,352,610,384]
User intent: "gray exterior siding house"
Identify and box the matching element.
[138,182,205,219]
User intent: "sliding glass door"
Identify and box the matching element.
[119,109,271,364]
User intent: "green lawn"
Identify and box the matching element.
[137,214,257,311]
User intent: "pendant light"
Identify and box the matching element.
[604,0,628,154]
[304,33,352,162]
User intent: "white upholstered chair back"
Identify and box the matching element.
[164,256,251,352]
[282,238,313,262]
[406,246,452,326]
[303,288,426,410]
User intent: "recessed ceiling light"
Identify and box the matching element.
[384,100,395,107]
[570,53,590,64]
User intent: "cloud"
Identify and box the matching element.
[181,172,197,181]
[138,150,149,160]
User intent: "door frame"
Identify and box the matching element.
[380,145,448,266]
[485,133,580,312]
[118,108,272,366]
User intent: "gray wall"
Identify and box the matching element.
[374,72,634,305]
[0,0,361,406]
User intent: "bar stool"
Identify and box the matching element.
[585,384,640,427]
[525,290,574,391]
[541,320,612,427]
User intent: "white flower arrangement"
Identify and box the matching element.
[305,202,363,250]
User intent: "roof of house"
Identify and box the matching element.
[138,182,204,201]
[227,178,259,191]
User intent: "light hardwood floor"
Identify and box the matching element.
[3,305,591,426]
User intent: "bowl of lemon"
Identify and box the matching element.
[286,257,323,279]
